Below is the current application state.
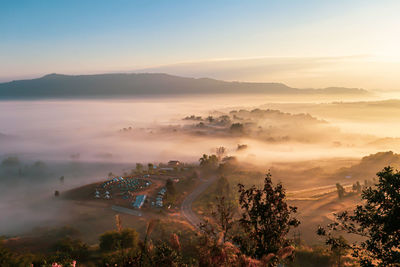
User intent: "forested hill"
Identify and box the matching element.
[0,73,368,99]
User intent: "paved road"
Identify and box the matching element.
[181,176,217,229]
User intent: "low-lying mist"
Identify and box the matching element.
[1,94,400,236]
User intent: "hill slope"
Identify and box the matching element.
[0,73,368,99]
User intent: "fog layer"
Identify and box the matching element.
[1,94,400,235]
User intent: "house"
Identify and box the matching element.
[168,160,181,167]
[159,188,167,195]
[132,195,147,209]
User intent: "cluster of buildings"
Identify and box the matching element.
[101,176,151,191]
[153,187,167,208]
[94,176,151,202]
[95,189,111,199]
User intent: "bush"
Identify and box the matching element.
[99,228,139,252]
[53,237,89,261]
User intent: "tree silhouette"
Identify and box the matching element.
[236,172,300,264]
[318,166,400,266]
[336,183,345,199]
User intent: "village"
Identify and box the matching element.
[91,160,187,213]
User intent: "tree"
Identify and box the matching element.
[315,229,351,267]
[1,156,20,167]
[215,176,230,197]
[99,228,139,252]
[336,183,345,199]
[216,146,226,160]
[352,181,361,193]
[318,166,400,266]
[211,196,235,242]
[100,231,121,251]
[53,237,89,261]
[236,173,300,264]
[136,163,143,174]
[0,241,31,267]
[230,123,244,134]
[54,190,60,197]
[199,154,219,169]
[196,232,240,267]
[166,178,176,196]
[237,144,248,151]
[148,163,154,174]
[199,154,208,166]
[153,241,183,267]
[165,179,177,205]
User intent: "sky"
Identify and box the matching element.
[1,0,400,89]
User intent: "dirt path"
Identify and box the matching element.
[181,176,217,229]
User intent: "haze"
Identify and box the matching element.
[2,1,400,266]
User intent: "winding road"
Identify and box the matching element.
[181,176,217,229]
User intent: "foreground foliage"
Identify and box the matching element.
[318,166,400,266]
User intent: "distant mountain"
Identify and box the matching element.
[0,132,16,141]
[0,73,368,99]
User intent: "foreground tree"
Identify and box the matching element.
[318,166,400,266]
[236,172,300,264]
[200,196,235,244]
[153,240,183,267]
[215,176,230,197]
[0,241,32,267]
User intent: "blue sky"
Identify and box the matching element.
[1,0,399,82]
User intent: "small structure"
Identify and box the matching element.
[154,187,167,207]
[168,160,181,167]
[132,195,147,209]
[155,195,163,207]
[95,190,100,199]
[159,188,167,195]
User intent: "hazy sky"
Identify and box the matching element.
[1,0,400,89]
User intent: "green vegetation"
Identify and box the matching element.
[336,183,345,199]
[1,156,20,167]
[199,154,218,169]
[52,237,89,262]
[99,228,139,252]
[3,154,400,266]
[319,166,400,266]
[164,178,177,205]
[235,174,300,263]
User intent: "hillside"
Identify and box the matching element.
[0,73,368,99]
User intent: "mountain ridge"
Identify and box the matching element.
[0,73,368,99]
